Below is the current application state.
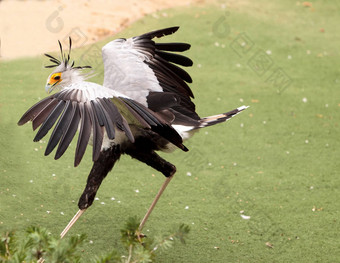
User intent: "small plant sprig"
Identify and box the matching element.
[118,216,190,263]
[0,217,190,263]
[0,226,86,263]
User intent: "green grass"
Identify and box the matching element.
[1,0,340,262]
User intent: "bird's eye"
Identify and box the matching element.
[54,75,61,80]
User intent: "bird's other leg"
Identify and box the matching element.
[124,147,176,231]
[125,147,176,178]
[60,145,121,238]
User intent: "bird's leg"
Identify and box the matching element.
[60,146,121,238]
[125,148,176,231]
[77,146,121,210]
[60,209,85,238]
[139,174,174,231]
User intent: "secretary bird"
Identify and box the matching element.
[18,27,248,238]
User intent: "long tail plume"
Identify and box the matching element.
[199,105,249,127]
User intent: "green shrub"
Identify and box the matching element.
[0,217,189,263]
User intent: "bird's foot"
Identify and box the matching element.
[135,230,147,243]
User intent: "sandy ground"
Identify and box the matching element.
[0,0,206,60]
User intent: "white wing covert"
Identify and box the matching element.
[102,27,201,126]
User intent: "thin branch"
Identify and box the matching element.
[126,244,133,263]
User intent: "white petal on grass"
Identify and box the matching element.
[185,206,189,210]
[288,55,292,59]
[111,197,115,200]
[302,97,308,103]
[135,189,139,193]
[240,214,251,220]
[305,140,309,144]
[186,172,192,176]
[95,197,100,201]
[60,212,64,215]
[29,180,33,183]
[100,202,105,205]
[266,50,272,55]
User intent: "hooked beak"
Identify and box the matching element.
[45,81,58,93]
[45,84,52,93]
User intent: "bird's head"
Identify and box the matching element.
[44,38,91,93]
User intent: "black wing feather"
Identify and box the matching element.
[121,97,187,151]
[74,102,92,166]
[86,102,103,162]
[154,54,192,83]
[34,100,66,142]
[101,98,135,143]
[18,95,55,126]
[122,98,160,126]
[147,60,193,97]
[135,26,179,40]
[32,99,59,130]
[146,92,181,111]
[95,99,116,140]
[90,100,105,126]
[155,42,191,52]
[155,50,193,67]
[55,101,80,160]
[45,100,73,156]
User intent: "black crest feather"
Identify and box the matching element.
[44,37,92,70]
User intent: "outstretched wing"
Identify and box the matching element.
[18,84,187,167]
[102,26,200,124]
